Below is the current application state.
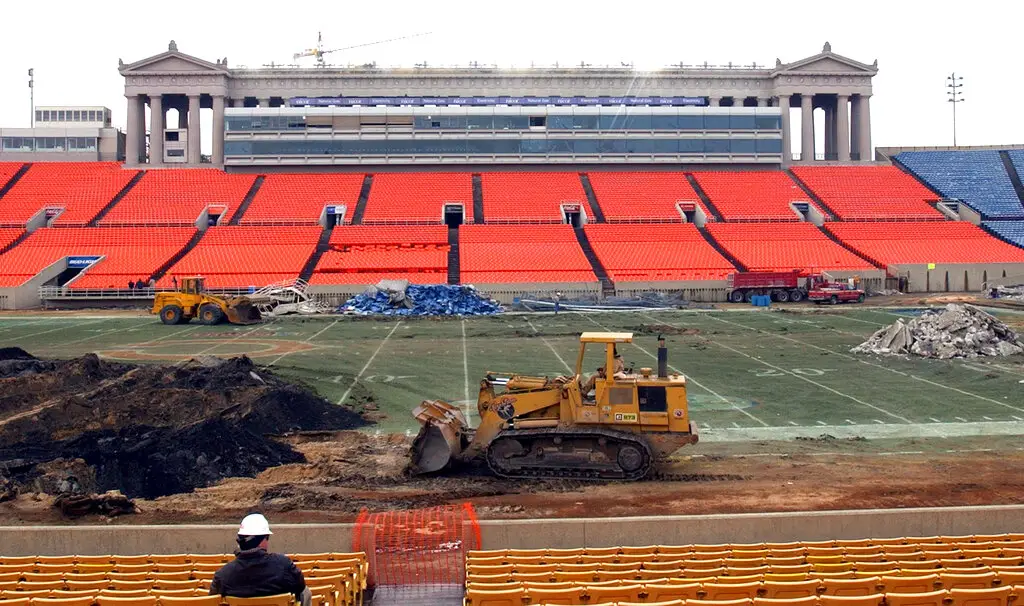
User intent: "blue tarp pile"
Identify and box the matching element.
[339,282,503,316]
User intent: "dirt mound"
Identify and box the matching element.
[0,347,35,361]
[628,324,701,336]
[0,354,369,500]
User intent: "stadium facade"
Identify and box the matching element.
[119,41,876,168]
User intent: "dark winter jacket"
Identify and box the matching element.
[210,548,306,600]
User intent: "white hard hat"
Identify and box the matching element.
[238,513,273,536]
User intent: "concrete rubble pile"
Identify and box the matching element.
[340,280,503,316]
[989,284,1024,303]
[851,304,1024,359]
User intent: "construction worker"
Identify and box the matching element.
[581,346,626,398]
[210,513,311,606]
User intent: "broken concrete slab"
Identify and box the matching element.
[851,304,1024,359]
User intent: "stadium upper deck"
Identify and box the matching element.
[119,41,876,167]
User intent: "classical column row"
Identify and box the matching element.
[124,93,228,166]
[783,93,872,164]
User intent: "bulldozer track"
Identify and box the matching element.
[649,472,747,483]
[486,426,655,481]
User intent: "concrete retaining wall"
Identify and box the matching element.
[1,505,1021,556]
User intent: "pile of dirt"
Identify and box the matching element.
[0,353,369,501]
[851,304,1023,359]
[628,324,701,336]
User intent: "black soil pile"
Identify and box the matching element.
[0,354,369,500]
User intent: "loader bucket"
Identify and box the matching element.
[409,399,468,475]
[225,300,262,325]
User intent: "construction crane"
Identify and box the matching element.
[293,31,432,67]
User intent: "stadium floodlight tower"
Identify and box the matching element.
[946,72,965,146]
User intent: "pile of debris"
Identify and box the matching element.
[851,303,1024,359]
[0,352,369,502]
[340,280,502,316]
[989,284,1024,303]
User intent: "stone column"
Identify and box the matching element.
[778,95,791,165]
[800,93,814,163]
[823,100,834,159]
[149,93,164,166]
[258,97,271,108]
[857,94,872,161]
[850,96,861,159]
[837,94,851,162]
[125,95,141,165]
[177,100,188,129]
[757,98,768,107]
[212,95,225,166]
[187,95,201,164]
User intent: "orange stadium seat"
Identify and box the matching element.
[362,173,473,223]
[706,222,876,273]
[0,162,24,189]
[480,172,586,221]
[159,225,320,289]
[0,228,25,252]
[824,221,1024,267]
[459,224,596,284]
[241,173,365,225]
[99,169,256,226]
[583,223,736,282]
[0,226,195,288]
[586,171,710,221]
[791,166,944,220]
[691,170,814,221]
[309,224,449,286]
[0,163,138,227]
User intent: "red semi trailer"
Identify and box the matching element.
[726,271,864,304]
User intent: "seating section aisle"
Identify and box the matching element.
[310,225,449,285]
[160,226,320,288]
[896,151,1024,219]
[586,172,708,221]
[0,227,195,288]
[826,221,1024,267]
[791,166,944,220]
[0,163,138,227]
[363,173,473,223]
[465,534,1024,606]
[460,225,596,284]
[0,163,24,192]
[0,551,367,606]
[707,223,876,274]
[100,170,256,226]
[481,172,586,222]
[0,228,23,251]
[983,221,1024,248]
[692,171,810,220]
[242,173,365,225]
[584,224,735,282]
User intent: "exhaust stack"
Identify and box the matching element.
[657,334,668,378]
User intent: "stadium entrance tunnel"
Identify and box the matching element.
[444,203,465,227]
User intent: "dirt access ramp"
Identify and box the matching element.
[0,350,368,501]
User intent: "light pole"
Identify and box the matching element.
[946,73,964,146]
[28,68,34,127]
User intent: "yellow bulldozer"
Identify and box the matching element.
[151,277,262,325]
[410,332,699,480]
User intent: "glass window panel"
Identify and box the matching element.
[730,115,756,129]
[651,139,679,154]
[705,115,730,130]
[705,139,730,153]
[225,141,253,155]
[598,115,626,130]
[549,139,572,154]
[521,139,549,154]
[572,115,599,130]
[678,139,704,153]
[626,139,654,153]
[623,115,652,130]
[730,138,756,154]
[35,110,42,123]
[650,115,678,129]
[73,111,80,121]
[599,139,628,153]
[466,115,494,130]
[677,115,703,130]
[755,115,782,130]
[493,115,529,130]
[573,139,600,154]
[547,116,573,130]
[756,138,783,153]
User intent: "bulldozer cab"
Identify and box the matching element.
[179,277,205,294]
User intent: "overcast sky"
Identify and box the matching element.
[0,0,1018,152]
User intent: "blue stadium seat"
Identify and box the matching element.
[982,220,1024,248]
[896,150,1024,219]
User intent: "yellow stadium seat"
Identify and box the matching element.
[692,552,732,562]
[47,592,98,600]
[223,595,294,606]
[643,582,703,601]
[693,545,732,553]
[19,582,65,592]
[20,576,62,584]
[854,571,897,580]
[846,554,886,563]
[854,562,898,573]
[112,556,150,566]
[189,565,221,575]
[759,579,821,599]
[64,581,110,591]
[754,597,818,606]
[810,572,857,580]
[145,556,187,566]
[686,599,754,606]
[939,572,996,590]
[768,549,806,558]
[0,558,35,567]
[994,570,1024,586]
[616,546,658,557]
[886,548,926,558]
[582,583,642,603]
[717,575,763,585]
[152,566,190,575]
[962,550,1001,559]
[814,564,855,574]
[899,561,941,571]
[767,558,808,568]
[108,581,153,592]
[644,560,685,571]
[885,589,951,606]
[523,585,584,604]
[763,574,810,583]
[30,598,98,606]
[63,575,105,584]
[732,551,770,560]
[807,549,845,557]
[617,601,685,606]
[156,596,222,606]
[153,582,200,592]
[0,574,22,584]
[656,546,694,557]
[880,574,941,594]
[468,565,515,575]
[594,570,639,582]
[837,541,876,549]
[96,596,159,606]
[765,543,803,551]
[638,569,679,582]
[683,568,726,579]
[511,571,555,584]
[583,547,619,557]
[870,538,909,547]
[943,559,984,569]
[467,573,512,584]
[108,574,148,582]
[0,598,31,606]
[3,589,53,599]
[148,574,189,583]
[923,551,961,560]
[947,586,1014,606]
[186,556,229,565]
[702,581,762,600]
[808,556,845,565]
[74,566,114,575]
[551,571,595,584]
[99,591,150,599]
[820,576,882,596]
[818,593,885,606]
[597,562,642,572]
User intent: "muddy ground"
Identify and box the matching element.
[2,430,1023,524]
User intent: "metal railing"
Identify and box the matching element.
[38,286,258,299]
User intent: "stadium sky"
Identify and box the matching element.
[0,0,1019,155]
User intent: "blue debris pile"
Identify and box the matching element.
[339,281,503,316]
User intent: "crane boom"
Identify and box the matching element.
[293,31,432,65]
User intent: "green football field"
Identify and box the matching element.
[2,307,1023,443]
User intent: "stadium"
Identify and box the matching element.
[1,31,1024,606]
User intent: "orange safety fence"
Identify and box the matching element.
[352,503,481,588]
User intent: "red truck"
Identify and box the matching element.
[726,271,864,304]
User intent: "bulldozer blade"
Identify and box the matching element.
[409,399,469,475]
[226,302,261,325]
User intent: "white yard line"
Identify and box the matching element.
[36,318,154,348]
[0,319,45,334]
[338,321,403,405]
[266,319,339,367]
[525,318,573,374]
[461,319,471,418]
[7,319,105,342]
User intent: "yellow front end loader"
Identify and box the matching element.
[410,332,699,480]
[152,277,262,325]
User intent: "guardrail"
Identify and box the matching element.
[38,286,258,299]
